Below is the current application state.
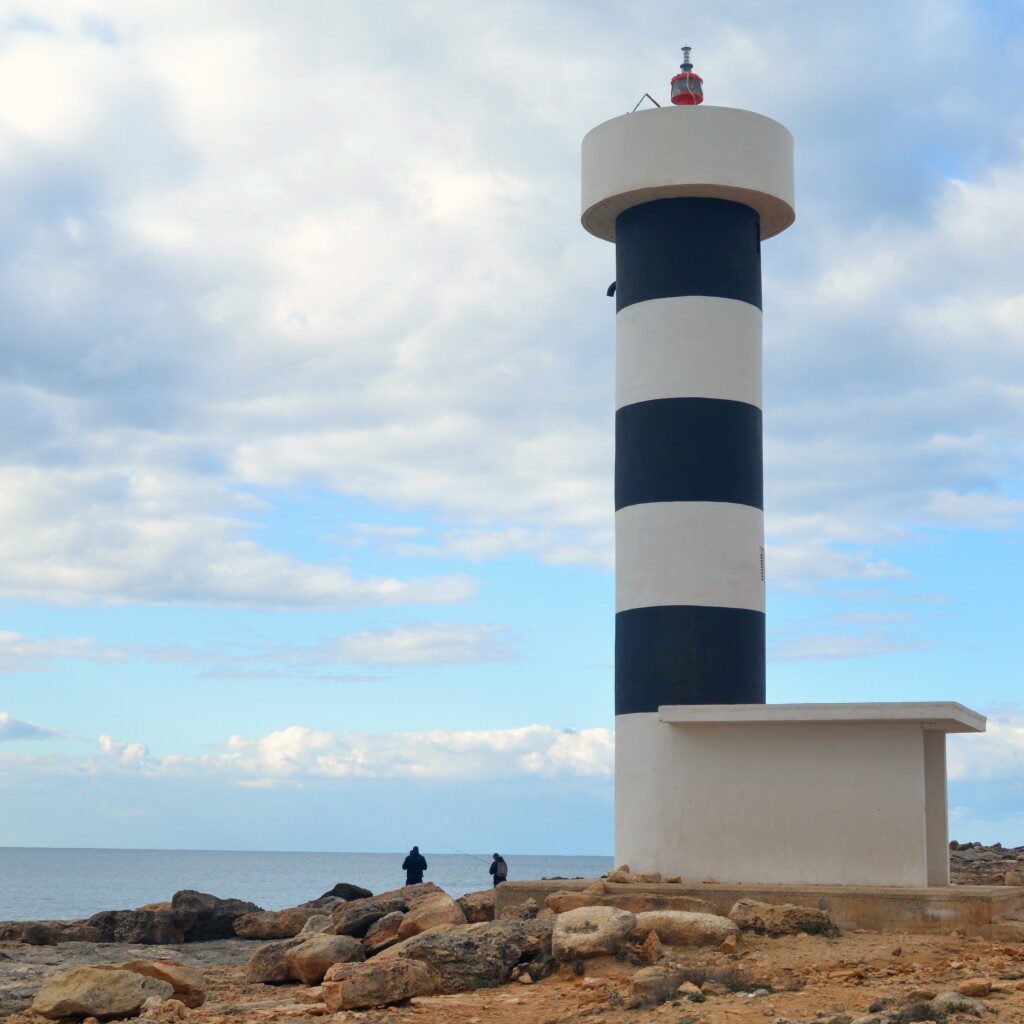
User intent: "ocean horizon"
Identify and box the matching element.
[0,847,614,922]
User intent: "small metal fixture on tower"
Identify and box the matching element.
[670,45,703,105]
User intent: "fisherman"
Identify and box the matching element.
[402,845,427,885]
[488,852,508,887]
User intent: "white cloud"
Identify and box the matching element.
[949,709,1024,782]
[0,711,62,741]
[332,624,514,665]
[98,733,149,767]
[0,0,1022,613]
[770,630,930,662]
[0,630,126,672]
[0,467,473,608]
[88,723,613,782]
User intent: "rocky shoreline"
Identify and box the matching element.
[1,842,1021,1024]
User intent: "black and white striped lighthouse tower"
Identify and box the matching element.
[582,53,795,869]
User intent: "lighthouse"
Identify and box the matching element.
[583,52,794,870]
[581,54,984,886]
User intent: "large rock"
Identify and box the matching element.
[630,966,677,1006]
[545,891,716,916]
[235,906,322,939]
[396,919,552,993]
[284,934,366,985]
[322,959,435,1010]
[364,911,405,955]
[170,890,261,941]
[316,882,373,903]
[551,906,636,961]
[728,898,832,936]
[299,914,332,935]
[87,909,187,944]
[32,965,173,1020]
[397,893,467,939]
[457,889,496,923]
[329,895,407,937]
[245,937,307,984]
[931,991,987,1015]
[632,910,738,947]
[119,960,206,1008]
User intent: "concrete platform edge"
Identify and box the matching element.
[494,879,1024,936]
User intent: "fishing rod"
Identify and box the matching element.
[438,842,490,865]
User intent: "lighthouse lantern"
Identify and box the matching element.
[670,45,703,105]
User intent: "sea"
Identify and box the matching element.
[0,848,614,922]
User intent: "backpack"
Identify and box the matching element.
[495,858,508,880]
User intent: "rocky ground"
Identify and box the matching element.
[0,842,1020,1024]
[949,842,1024,887]
[4,926,1024,1023]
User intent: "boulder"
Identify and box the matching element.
[397,893,467,939]
[632,910,738,947]
[544,891,716,916]
[633,872,662,884]
[299,914,331,935]
[630,966,676,1006]
[457,889,496,923]
[395,919,552,993]
[364,911,405,955]
[87,909,187,944]
[329,895,407,937]
[285,934,366,985]
[245,937,307,984]
[316,882,373,903]
[322,959,435,1010]
[728,898,832,936]
[640,930,663,963]
[170,890,261,941]
[606,870,632,884]
[931,991,986,1015]
[957,978,992,997]
[21,922,60,945]
[32,965,173,1020]
[551,906,636,961]
[119,960,206,1008]
[235,906,321,939]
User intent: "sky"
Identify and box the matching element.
[1,0,1024,855]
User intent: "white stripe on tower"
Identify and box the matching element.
[616,297,762,410]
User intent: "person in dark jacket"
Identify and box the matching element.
[402,845,427,885]
[488,852,508,887]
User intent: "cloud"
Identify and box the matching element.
[0,623,515,677]
[97,733,149,766]
[0,0,1023,616]
[949,708,1024,782]
[89,723,614,782]
[0,630,126,672]
[0,467,474,608]
[770,629,930,662]
[0,711,62,741]
[331,624,514,665]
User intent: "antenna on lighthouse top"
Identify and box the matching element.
[670,45,703,105]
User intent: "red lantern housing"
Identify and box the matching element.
[670,46,703,106]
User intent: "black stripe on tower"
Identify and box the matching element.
[615,399,762,511]
[616,606,766,715]
[615,197,761,313]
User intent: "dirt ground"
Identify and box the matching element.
[6,927,1023,1024]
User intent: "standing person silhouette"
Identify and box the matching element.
[489,852,508,887]
[402,845,427,885]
